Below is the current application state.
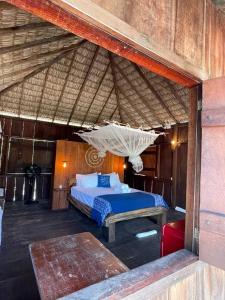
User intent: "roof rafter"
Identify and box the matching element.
[95,85,114,124]
[67,45,100,125]
[109,103,119,121]
[0,62,48,81]
[36,67,51,120]
[0,22,54,34]
[0,33,74,55]
[165,80,188,114]
[0,40,84,96]
[52,49,79,122]
[117,86,151,127]
[134,64,178,123]
[1,42,83,69]
[113,60,163,126]
[108,52,125,124]
[81,62,110,126]
[109,53,140,127]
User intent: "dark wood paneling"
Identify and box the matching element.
[0,116,84,202]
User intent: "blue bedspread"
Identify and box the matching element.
[91,192,168,226]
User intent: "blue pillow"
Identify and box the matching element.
[97,175,110,188]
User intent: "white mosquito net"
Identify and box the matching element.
[77,124,162,172]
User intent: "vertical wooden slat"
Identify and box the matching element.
[185,86,201,253]
[171,125,178,208]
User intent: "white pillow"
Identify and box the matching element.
[76,173,98,188]
[104,172,121,187]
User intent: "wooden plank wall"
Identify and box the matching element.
[92,0,225,79]
[125,124,188,208]
[200,78,225,270]
[0,116,83,202]
[53,140,124,189]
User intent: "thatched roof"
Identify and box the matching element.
[0,2,189,129]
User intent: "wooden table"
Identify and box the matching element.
[29,232,129,300]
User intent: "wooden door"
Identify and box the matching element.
[200,77,225,270]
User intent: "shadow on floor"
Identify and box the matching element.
[0,201,184,300]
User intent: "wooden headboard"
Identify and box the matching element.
[53,140,124,189]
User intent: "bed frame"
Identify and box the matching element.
[68,194,167,243]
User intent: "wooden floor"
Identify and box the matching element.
[0,201,184,300]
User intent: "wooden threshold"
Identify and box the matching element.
[59,249,198,299]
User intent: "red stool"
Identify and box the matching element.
[160,219,185,257]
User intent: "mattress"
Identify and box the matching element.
[70,186,138,208]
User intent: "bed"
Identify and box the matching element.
[68,182,168,242]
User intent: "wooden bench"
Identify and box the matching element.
[29,232,129,300]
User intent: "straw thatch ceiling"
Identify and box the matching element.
[0,2,189,129]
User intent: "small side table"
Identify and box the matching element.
[52,188,70,210]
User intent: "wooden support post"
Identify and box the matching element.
[185,86,201,253]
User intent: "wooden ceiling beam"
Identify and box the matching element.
[134,64,178,123]
[81,62,110,126]
[4,0,199,87]
[109,104,119,121]
[0,62,48,81]
[0,41,84,96]
[108,52,125,124]
[113,60,162,126]
[1,42,83,69]
[165,80,188,114]
[36,68,51,120]
[0,22,54,34]
[109,53,140,126]
[95,85,114,124]
[0,32,74,55]
[117,86,150,127]
[52,49,78,122]
[67,45,100,125]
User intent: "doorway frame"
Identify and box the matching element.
[6,0,201,256]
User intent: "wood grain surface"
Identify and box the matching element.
[29,232,129,300]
